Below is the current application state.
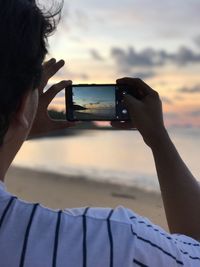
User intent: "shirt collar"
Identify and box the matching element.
[0,180,6,191]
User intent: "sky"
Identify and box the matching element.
[43,0,200,128]
[73,86,115,109]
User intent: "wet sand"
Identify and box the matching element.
[5,166,168,231]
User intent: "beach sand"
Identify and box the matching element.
[5,166,168,231]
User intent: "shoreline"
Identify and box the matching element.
[5,166,168,231]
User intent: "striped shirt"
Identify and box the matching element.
[0,182,200,266]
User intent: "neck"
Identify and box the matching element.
[0,172,5,183]
[0,137,23,183]
[0,145,14,182]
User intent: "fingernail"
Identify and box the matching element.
[65,80,72,85]
[60,80,72,87]
[59,59,65,65]
[116,79,124,84]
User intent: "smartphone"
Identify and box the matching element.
[65,84,131,121]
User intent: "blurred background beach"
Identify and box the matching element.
[5,0,200,230]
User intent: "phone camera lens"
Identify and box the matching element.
[122,109,128,114]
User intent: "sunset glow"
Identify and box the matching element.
[46,0,200,128]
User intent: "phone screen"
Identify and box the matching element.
[66,84,130,121]
[72,85,116,120]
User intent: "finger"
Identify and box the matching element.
[117,77,149,87]
[110,121,136,130]
[44,59,65,80]
[38,59,66,94]
[123,94,141,111]
[117,77,156,97]
[40,60,66,91]
[43,58,56,69]
[44,80,72,106]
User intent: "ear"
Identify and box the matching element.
[13,91,31,130]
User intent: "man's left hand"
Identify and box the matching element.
[28,58,75,139]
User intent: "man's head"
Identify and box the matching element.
[0,0,63,145]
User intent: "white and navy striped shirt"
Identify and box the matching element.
[0,182,200,266]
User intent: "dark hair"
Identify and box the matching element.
[0,0,63,145]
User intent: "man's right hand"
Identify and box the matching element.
[112,77,167,148]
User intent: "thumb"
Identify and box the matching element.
[123,94,141,112]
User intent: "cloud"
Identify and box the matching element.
[110,47,159,78]
[170,47,200,65]
[111,47,163,69]
[89,102,100,105]
[90,49,104,61]
[111,46,200,69]
[194,35,200,48]
[188,110,200,117]
[178,85,200,93]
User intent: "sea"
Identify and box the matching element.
[12,127,200,193]
[77,108,115,116]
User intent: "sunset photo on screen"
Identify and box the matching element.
[72,86,116,120]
